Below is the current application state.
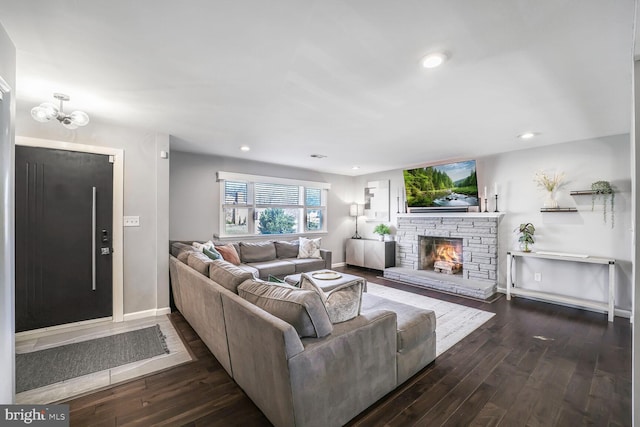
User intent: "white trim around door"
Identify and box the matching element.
[16,136,125,323]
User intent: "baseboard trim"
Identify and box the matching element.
[496,287,631,319]
[16,317,113,341]
[123,307,171,322]
[331,262,346,268]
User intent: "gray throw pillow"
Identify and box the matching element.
[299,273,363,324]
[237,279,333,338]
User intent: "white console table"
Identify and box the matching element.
[506,251,615,322]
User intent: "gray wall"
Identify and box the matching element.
[15,108,170,315]
[0,21,15,404]
[169,149,354,264]
[354,134,633,312]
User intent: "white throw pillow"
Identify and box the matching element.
[192,240,215,252]
[298,237,321,259]
[299,273,363,323]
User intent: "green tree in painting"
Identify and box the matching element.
[257,208,296,234]
[403,166,477,207]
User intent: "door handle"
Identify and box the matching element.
[92,187,96,291]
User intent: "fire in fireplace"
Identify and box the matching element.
[419,236,463,275]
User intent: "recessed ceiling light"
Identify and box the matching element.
[310,154,327,159]
[352,166,360,170]
[518,132,538,140]
[240,145,250,152]
[421,52,448,69]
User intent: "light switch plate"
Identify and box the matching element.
[124,216,140,227]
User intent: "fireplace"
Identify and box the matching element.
[384,213,501,300]
[419,236,463,275]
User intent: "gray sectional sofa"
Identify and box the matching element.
[178,240,332,280]
[169,241,436,427]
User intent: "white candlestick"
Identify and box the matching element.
[484,186,487,199]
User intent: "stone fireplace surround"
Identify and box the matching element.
[383,212,504,299]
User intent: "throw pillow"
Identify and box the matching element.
[297,237,321,259]
[215,244,241,265]
[192,240,215,251]
[268,275,285,283]
[237,279,332,338]
[299,273,363,324]
[203,246,222,260]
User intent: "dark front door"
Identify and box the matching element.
[15,146,114,332]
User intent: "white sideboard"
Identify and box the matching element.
[346,239,395,270]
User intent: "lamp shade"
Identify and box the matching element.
[349,203,364,217]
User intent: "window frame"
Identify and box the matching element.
[217,172,330,238]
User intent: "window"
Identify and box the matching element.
[218,172,329,237]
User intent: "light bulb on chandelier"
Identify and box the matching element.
[31,93,90,129]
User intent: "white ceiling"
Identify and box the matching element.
[0,0,634,175]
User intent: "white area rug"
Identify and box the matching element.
[367,283,495,356]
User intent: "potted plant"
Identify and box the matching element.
[515,223,535,252]
[373,223,391,241]
[591,180,614,228]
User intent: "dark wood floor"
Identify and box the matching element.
[63,266,632,426]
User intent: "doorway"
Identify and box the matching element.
[16,137,124,332]
[16,146,114,332]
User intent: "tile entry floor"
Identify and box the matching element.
[15,314,192,404]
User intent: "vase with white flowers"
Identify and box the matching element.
[533,170,565,209]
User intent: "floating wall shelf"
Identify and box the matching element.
[570,190,597,196]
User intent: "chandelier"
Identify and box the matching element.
[31,93,90,129]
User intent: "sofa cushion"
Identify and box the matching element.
[187,252,214,276]
[171,242,194,258]
[239,241,277,263]
[177,248,198,263]
[237,264,260,278]
[238,279,333,338]
[215,244,242,265]
[361,293,436,353]
[290,257,326,273]
[246,259,296,279]
[275,240,299,259]
[209,259,255,293]
[300,273,363,324]
[298,237,321,259]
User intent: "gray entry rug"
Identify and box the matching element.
[16,324,169,393]
[367,283,495,356]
